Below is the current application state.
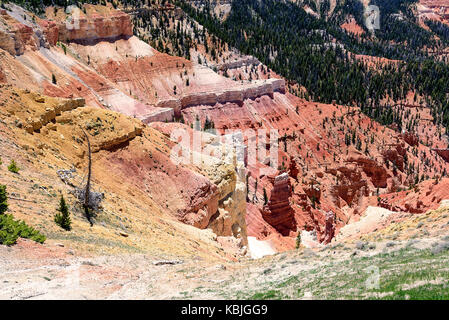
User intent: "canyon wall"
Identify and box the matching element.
[149,122,248,249]
[216,56,260,71]
[0,5,134,57]
[4,2,449,253]
[140,107,175,124]
[154,78,285,113]
[0,9,40,55]
[56,7,133,43]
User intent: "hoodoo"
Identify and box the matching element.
[262,173,296,236]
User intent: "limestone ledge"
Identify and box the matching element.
[153,78,286,112]
[26,97,85,133]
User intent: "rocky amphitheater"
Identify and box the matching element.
[0,1,449,300]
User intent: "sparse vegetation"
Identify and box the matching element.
[0,185,8,215]
[179,0,449,133]
[295,232,301,249]
[7,160,19,173]
[232,246,449,300]
[0,214,46,245]
[0,188,45,245]
[0,184,46,245]
[263,187,268,205]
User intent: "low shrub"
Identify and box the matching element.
[0,184,7,215]
[7,160,19,173]
[0,214,46,246]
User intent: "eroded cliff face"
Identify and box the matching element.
[262,173,296,236]
[375,178,449,214]
[0,7,41,55]
[347,156,389,189]
[72,42,285,118]
[2,2,449,254]
[0,3,285,130]
[328,166,369,209]
[1,3,132,55]
[0,85,248,258]
[46,5,133,43]
[0,5,160,121]
[1,3,133,55]
[432,149,449,163]
[149,122,248,250]
[180,90,449,250]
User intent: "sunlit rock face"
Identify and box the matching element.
[262,173,296,236]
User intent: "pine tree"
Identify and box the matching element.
[295,232,301,249]
[54,196,71,231]
[0,184,8,215]
[263,187,268,205]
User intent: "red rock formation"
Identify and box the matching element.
[348,156,389,188]
[329,166,369,208]
[2,2,449,253]
[433,149,449,163]
[1,5,133,54]
[289,158,299,180]
[46,6,133,44]
[38,19,59,46]
[375,178,449,213]
[0,10,39,55]
[304,183,321,203]
[262,173,296,236]
[182,88,449,247]
[383,143,406,172]
[402,131,419,146]
[340,17,364,36]
[320,211,336,244]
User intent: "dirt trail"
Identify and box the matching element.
[2,225,448,300]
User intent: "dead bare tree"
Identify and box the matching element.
[81,127,94,226]
[55,128,103,226]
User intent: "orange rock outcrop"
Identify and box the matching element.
[262,173,296,236]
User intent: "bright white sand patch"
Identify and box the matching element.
[301,230,321,249]
[438,199,449,208]
[70,36,155,65]
[336,206,395,241]
[248,237,276,259]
